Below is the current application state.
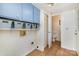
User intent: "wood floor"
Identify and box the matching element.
[27,41,78,56]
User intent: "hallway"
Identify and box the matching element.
[28,41,78,56]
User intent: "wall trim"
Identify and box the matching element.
[23,48,35,56]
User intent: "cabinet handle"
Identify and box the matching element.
[36,24,37,28]
[30,24,32,29]
[22,23,26,29]
[11,21,15,28]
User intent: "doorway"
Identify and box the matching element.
[44,14,48,48]
[52,15,61,42]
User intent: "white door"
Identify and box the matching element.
[44,14,48,48]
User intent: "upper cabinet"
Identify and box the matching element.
[0,4,3,16]
[0,3,40,25]
[0,3,22,20]
[33,6,40,23]
[22,3,33,22]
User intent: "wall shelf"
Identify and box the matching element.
[0,16,40,30]
[0,16,39,24]
[0,28,38,31]
[0,3,40,30]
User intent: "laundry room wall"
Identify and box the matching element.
[0,30,37,56]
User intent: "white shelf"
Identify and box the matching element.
[0,28,38,31]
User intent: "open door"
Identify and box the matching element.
[52,15,61,42]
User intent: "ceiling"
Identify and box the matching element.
[33,3,79,14]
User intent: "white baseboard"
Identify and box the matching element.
[36,47,44,52]
[61,46,76,51]
[23,48,35,56]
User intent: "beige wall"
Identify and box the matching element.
[52,15,60,41]
[0,30,36,56]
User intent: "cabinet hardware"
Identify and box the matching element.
[36,24,38,28]
[11,21,15,28]
[30,24,32,29]
[22,23,26,29]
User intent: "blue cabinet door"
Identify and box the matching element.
[0,3,22,20]
[33,6,40,23]
[22,3,33,22]
[0,4,3,16]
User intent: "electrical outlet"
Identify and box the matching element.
[37,46,39,48]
